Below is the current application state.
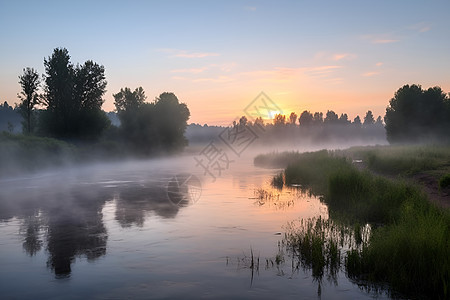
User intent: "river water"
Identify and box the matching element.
[0,152,389,299]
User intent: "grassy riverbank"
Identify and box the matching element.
[255,146,450,299]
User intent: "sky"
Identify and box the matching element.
[1,0,449,126]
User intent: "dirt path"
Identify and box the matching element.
[413,173,450,209]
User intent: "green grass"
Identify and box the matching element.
[257,147,450,298]
[0,132,76,176]
[344,145,450,176]
[439,173,450,189]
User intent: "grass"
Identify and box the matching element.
[256,146,450,299]
[343,144,450,176]
[0,132,76,177]
[439,173,450,189]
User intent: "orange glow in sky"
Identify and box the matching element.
[1,1,449,126]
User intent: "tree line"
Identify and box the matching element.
[11,48,190,155]
[5,47,450,150]
[233,109,383,128]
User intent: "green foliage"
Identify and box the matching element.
[346,207,450,299]
[114,89,190,155]
[263,147,450,298]
[18,67,41,134]
[0,132,75,176]
[284,217,343,281]
[385,84,450,143]
[439,173,450,189]
[271,172,284,189]
[41,48,109,140]
[347,145,450,175]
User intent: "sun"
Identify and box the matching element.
[268,110,281,119]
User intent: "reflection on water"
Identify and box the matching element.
[0,156,388,299]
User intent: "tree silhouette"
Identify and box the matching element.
[289,112,298,125]
[299,110,313,126]
[339,113,350,125]
[40,48,109,140]
[324,110,339,125]
[313,112,323,125]
[385,84,450,143]
[363,110,375,126]
[113,89,190,154]
[273,114,286,126]
[353,115,362,127]
[18,67,41,134]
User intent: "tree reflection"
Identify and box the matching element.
[1,175,184,278]
[115,183,179,227]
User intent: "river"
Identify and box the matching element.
[0,152,389,299]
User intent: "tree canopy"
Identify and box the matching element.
[385,84,450,143]
[40,48,109,141]
[113,88,190,154]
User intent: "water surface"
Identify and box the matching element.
[0,155,388,299]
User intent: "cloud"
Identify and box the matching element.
[372,39,399,44]
[157,48,220,58]
[304,65,342,78]
[375,62,383,67]
[171,68,207,74]
[332,53,356,61]
[175,52,220,58]
[362,71,380,77]
[192,76,234,83]
[409,22,432,33]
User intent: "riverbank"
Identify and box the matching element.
[254,146,450,299]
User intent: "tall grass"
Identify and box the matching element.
[0,132,76,176]
[344,145,450,175]
[260,147,450,298]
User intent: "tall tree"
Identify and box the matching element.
[353,115,362,127]
[299,110,313,126]
[113,87,146,113]
[113,89,190,154]
[42,48,74,137]
[338,113,350,125]
[363,110,375,126]
[18,67,41,134]
[312,112,323,125]
[289,112,298,125]
[273,114,286,126]
[324,110,339,125]
[385,84,450,143]
[41,48,109,140]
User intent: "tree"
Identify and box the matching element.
[113,87,146,113]
[363,110,375,126]
[375,116,383,126]
[338,113,350,125]
[113,89,190,154]
[273,114,286,126]
[239,116,248,127]
[299,110,313,126]
[324,110,339,125]
[289,112,298,125]
[385,84,450,143]
[152,92,190,151]
[254,116,264,127]
[41,48,109,140]
[312,112,323,125]
[353,116,362,127]
[18,68,41,134]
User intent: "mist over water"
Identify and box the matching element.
[0,139,392,299]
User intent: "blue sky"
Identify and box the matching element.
[1,0,449,125]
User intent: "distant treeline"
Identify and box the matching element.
[186,110,386,147]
